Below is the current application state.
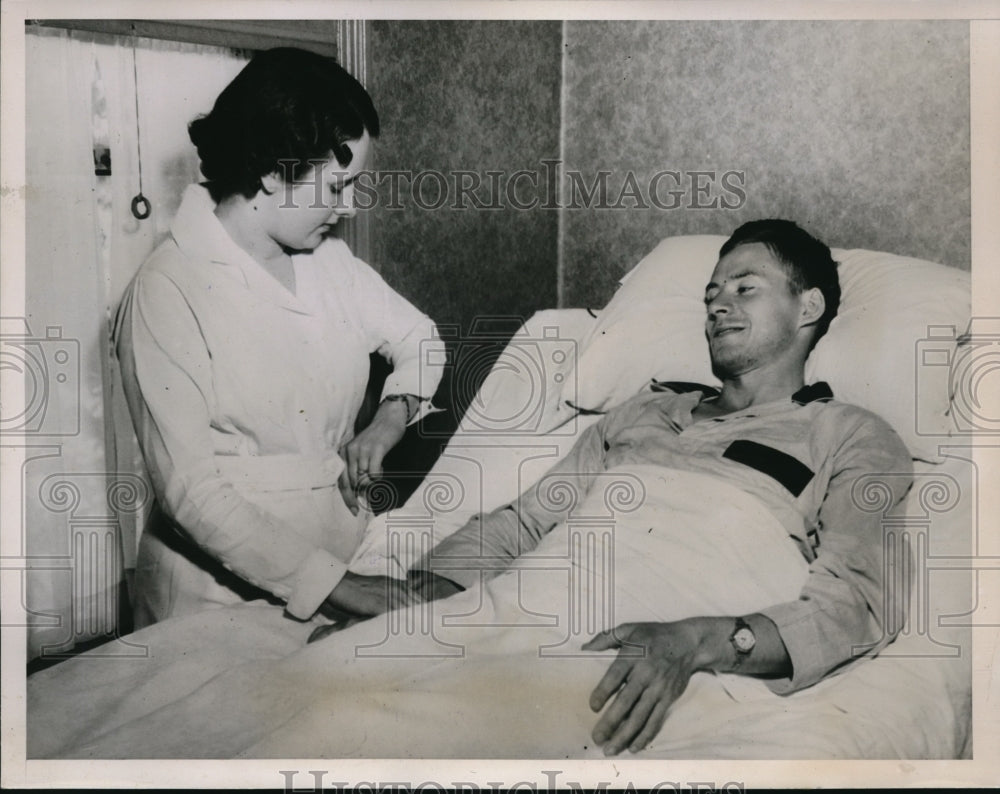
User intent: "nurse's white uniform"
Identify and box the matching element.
[115,184,443,628]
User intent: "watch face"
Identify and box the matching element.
[733,627,756,653]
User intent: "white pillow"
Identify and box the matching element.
[560,235,971,462]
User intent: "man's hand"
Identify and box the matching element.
[308,614,364,644]
[584,614,791,755]
[407,570,465,602]
[308,572,459,645]
[583,619,710,756]
[339,397,413,512]
[323,570,423,618]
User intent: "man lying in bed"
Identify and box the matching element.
[322,218,913,756]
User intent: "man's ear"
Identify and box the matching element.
[799,287,826,328]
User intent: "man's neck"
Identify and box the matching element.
[713,366,805,414]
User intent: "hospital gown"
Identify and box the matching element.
[417,381,914,693]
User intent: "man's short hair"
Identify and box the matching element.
[719,219,841,347]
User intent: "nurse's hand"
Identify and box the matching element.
[322,570,424,619]
[340,396,414,508]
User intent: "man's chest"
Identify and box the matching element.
[601,399,831,513]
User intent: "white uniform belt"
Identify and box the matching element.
[214,452,345,492]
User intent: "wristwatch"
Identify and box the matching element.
[729,617,756,667]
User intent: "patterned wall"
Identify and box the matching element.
[366,20,969,320]
[559,20,971,307]
[367,21,563,335]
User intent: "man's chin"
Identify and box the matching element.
[710,356,749,381]
[709,349,730,379]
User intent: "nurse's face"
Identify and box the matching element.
[263,132,371,252]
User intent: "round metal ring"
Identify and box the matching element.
[131,193,151,220]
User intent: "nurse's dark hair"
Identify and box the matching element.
[188,47,379,202]
[719,219,841,347]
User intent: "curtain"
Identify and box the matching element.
[22,26,249,661]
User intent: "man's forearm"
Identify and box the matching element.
[690,613,792,678]
[413,418,610,588]
[410,506,541,590]
[407,570,465,601]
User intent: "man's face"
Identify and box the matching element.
[704,242,808,379]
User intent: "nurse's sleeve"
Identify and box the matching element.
[115,270,346,618]
[346,253,444,422]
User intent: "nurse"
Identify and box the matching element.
[114,48,442,628]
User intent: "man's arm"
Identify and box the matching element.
[756,408,913,692]
[320,408,614,620]
[407,413,612,592]
[585,407,914,755]
[583,613,789,756]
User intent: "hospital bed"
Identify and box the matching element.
[28,235,974,759]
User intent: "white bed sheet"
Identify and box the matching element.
[27,457,971,759]
[26,310,973,760]
[352,308,974,759]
